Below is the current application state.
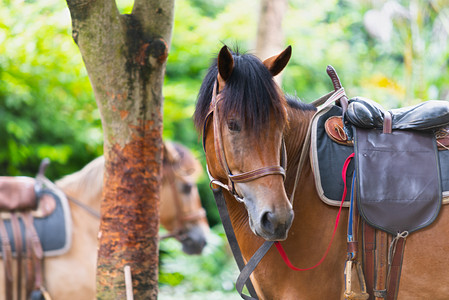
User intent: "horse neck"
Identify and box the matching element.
[284,107,316,195]
[55,157,104,213]
[283,105,347,264]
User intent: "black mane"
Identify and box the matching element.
[193,49,287,135]
[285,94,317,112]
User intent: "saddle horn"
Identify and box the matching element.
[37,158,50,177]
[326,65,342,91]
[326,65,348,112]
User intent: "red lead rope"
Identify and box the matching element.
[274,153,355,271]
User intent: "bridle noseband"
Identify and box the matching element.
[203,80,287,201]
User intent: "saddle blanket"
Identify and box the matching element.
[0,189,72,257]
[311,104,449,207]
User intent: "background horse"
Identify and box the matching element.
[194,45,449,299]
[0,141,209,299]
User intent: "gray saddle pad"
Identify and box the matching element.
[354,128,442,235]
[0,189,71,257]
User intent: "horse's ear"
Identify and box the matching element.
[163,141,179,164]
[217,45,234,88]
[263,45,292,77]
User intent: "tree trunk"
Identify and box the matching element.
[65,0,174,298]
[256,0,287,85]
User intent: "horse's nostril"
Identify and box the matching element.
[261,211,276,234]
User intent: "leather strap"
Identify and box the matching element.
[0,217,13,300]
[229,166,285,182]
[374,230,388,299]
[161,168,208,241]
[22,212,44,295]
[387,236,406,300]
[206,80,287,199]
[66,195,100,219]
[363,223,376,299]
[235,241,273,300]
[363,224,407,300]
[10,212,23,300]
[327,65,349,113]
[212,188,259,299]
[383,111,392,134]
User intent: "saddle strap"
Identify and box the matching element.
[363,223,375,298]
[363,224,406,300]
[0,217,13,300]
[386,235,406,300]
[22,212,45,296]
[11,213,23,300]
[374,230,388,299]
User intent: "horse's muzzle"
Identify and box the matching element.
[179,225,208,255]
[252,209,294,241]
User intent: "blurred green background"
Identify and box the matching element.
[1,0,448,298]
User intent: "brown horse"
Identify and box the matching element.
[194,45,449,299]
[0,141,209,299]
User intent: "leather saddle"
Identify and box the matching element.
[311,66,449,300]
[346,97,449,131]
[336,96,447,234]
[0,159,70,300]
[326,98,449,150]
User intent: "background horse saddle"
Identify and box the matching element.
[0,178,72,256]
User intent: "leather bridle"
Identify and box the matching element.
[203,80,287,202]
[160,163,207,241]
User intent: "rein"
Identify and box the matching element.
[275,152,353,271]
[65,195,100,219]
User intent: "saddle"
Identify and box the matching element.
[0,159,71,300]
[310,66,449,300]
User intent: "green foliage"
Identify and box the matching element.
[0,0,101,178]
[159,226,240,299]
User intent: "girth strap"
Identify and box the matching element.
[387,235,406,300]
[11,213,23,300]
[363,224,407,300]
[0,217,13,300]
[22,211,45,298]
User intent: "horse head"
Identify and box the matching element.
[160,141,209,254]
[194,45,293,241]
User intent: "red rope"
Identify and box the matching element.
[275,153,354,271]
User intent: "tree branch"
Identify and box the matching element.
[132,0,175,47]
[66,0,125,74]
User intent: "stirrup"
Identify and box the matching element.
[344,259,369,300]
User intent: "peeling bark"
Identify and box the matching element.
[65,0,174,298]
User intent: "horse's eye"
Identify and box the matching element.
[227,119,241,132]
[182,183,193,194]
